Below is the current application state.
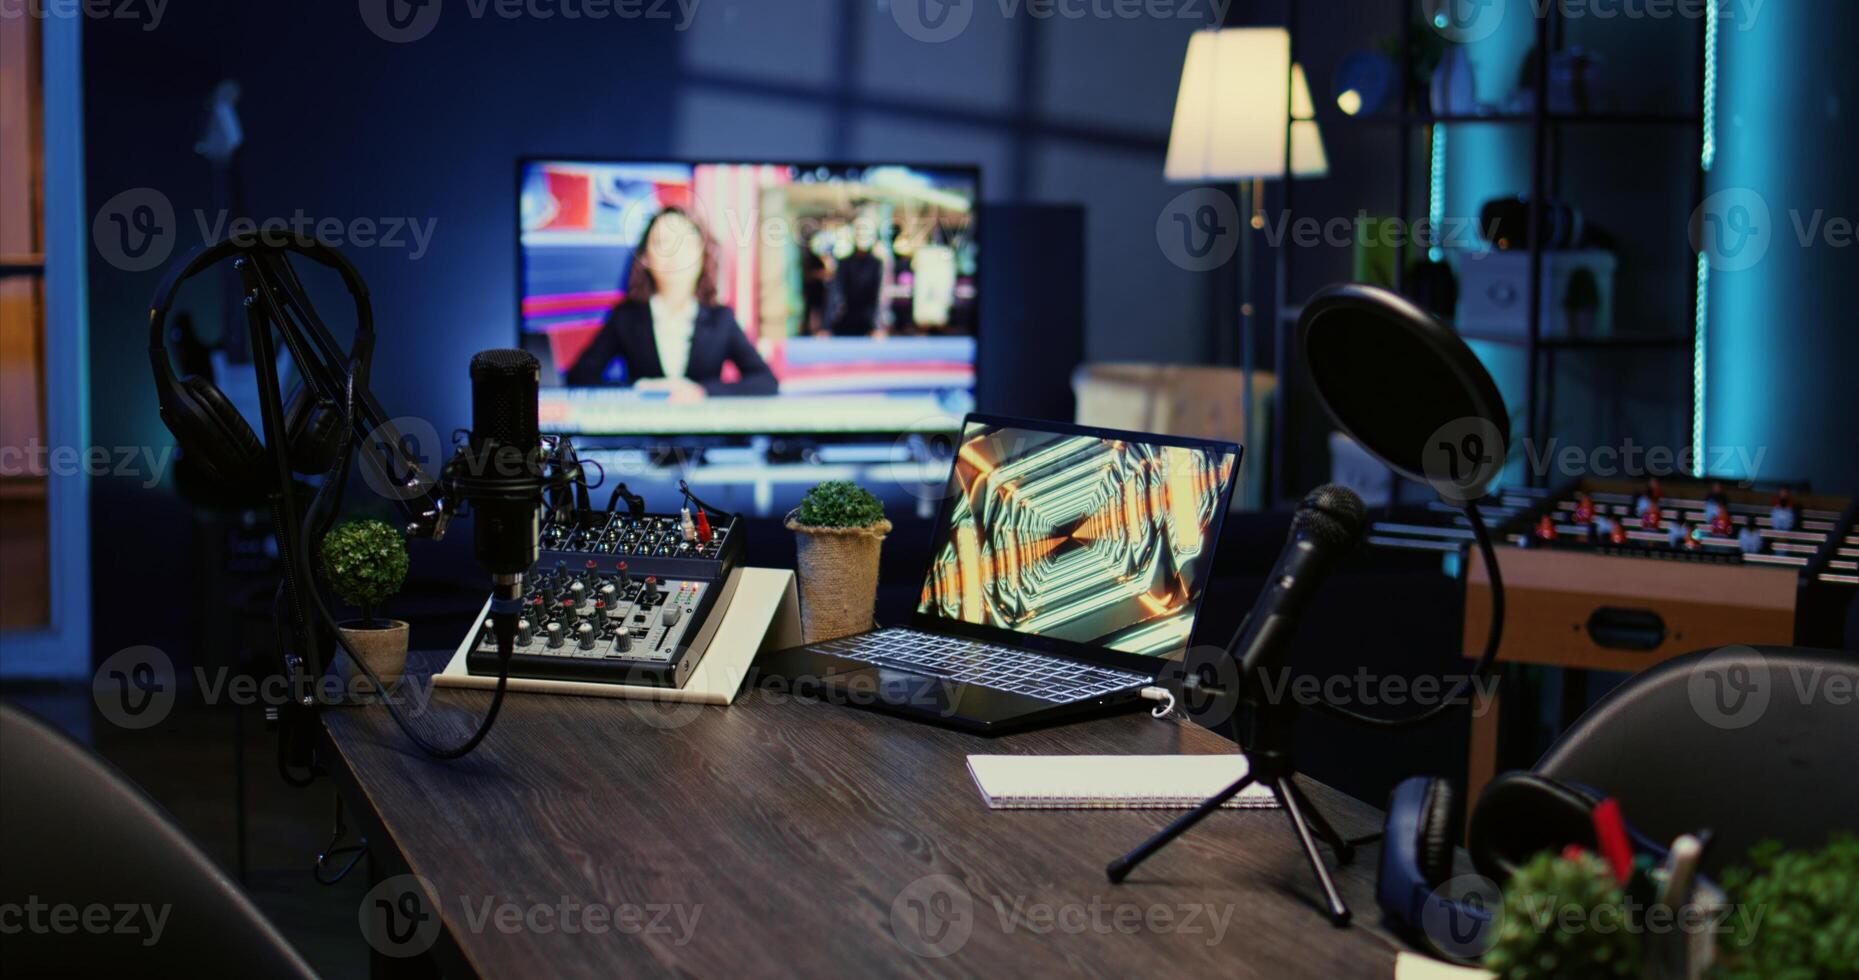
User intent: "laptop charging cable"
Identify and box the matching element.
[1140,686,1177,719]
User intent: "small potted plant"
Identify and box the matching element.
[787,481,890,643]
[1563,266,1601,338]
[319,518,411,694]
[1482,849,1640,978]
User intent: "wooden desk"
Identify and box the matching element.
[322,653,1407,978]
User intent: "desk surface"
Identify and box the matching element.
[323,653,1406,978]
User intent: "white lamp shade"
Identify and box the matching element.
[1165,28,1327,181]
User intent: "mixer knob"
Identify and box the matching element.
[614,631,633,654]
[516,618,534,644]
[545,622,564,648]
[576,622,596,650]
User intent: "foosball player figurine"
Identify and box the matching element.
[1634,477,1664,519]
[1770,487,1799,532]
[1608,519,1630,546]
[1572,492,1596,525]
[1640,503,1663,532]
[1709,504,1735,539]
[1535,514,1559,542]
[1703,480,1730,523]
[1739,515,1766,555]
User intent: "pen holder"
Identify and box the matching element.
[787,513,890,643]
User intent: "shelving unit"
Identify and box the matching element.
[1267,1,1712,500]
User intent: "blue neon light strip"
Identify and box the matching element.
[1692,0,1719,476]
[1429,124,1447,263]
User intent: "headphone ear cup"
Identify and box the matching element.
[171,376,267,488]
[1468,772,1604,886]
[283,385,347,475]
[1417,779,1463,888]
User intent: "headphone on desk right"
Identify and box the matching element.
[1377,770,1673,962]
[148,236,373,492]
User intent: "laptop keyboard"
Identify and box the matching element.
[810,629,1152,703]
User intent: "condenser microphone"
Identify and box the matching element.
[1231,484,1367,682]
[461,349,543,631]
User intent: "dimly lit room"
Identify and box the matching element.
[2,0,1856,976]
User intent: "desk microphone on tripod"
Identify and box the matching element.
[1108,282,1512,927]
[1111,486,1367,925]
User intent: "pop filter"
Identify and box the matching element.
[1298,283,1509,503]
[1291,282,1506,730]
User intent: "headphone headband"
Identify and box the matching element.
[147,234,373,365]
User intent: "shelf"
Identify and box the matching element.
[1455,329,1693,351]
[0,253,46,276]
[1280,309,1692,352]
[1542,335,1693,351]
[1343,112,1701,127]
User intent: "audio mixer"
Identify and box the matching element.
[464,507,743,687]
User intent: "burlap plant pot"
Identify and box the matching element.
[786,514,892,643]
[338,619,409,695]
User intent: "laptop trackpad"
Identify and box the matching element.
[823,665,967,716]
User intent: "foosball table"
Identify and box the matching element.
[1371,477,1858,809]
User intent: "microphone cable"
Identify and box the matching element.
[289,371,524,761]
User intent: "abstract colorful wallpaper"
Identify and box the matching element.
[918,424,1237,655]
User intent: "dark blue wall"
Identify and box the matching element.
[82,0,1214,663]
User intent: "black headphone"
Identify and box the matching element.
[1378,770,1675,962]
[148,236,372,491]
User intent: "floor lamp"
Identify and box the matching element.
[1164,26,1327,507]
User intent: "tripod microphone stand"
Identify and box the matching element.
[1106,657,1357,925]
[1106,282,1515,930]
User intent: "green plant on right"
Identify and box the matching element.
[1483,850,1640,980]
[794,480,885,529]
[1712,833,1859,980]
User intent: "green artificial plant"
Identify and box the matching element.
[319,518,409,626]
[1483,850,1640,980]
[1712,834,1859,980]
[794,480,885,529]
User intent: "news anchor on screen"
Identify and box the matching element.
[565,207,777,399]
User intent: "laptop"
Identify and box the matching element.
[759,414,1240,734]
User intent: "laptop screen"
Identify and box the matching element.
[915,419,1239,657]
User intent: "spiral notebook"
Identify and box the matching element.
[965,754,1279,810]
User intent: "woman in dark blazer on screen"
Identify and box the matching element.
[565,207,777,399]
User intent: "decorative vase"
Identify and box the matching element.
[786,515,891,643]
[338,619,409,695]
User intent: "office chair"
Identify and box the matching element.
[1536,645,1859,877]
[0,702,317,978]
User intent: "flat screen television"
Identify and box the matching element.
[518,160,979,436]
